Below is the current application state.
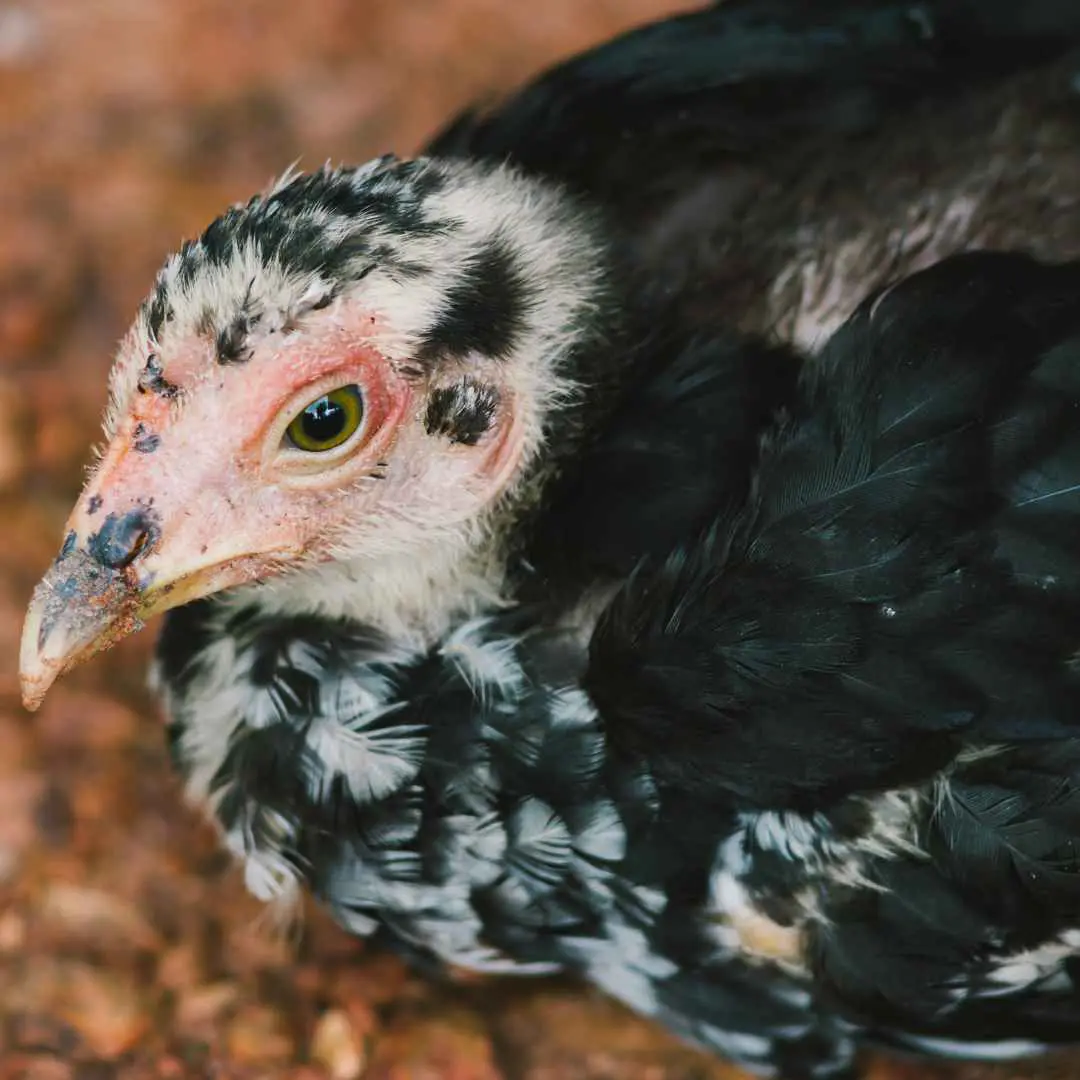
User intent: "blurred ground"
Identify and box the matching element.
[1,2,1080,1079]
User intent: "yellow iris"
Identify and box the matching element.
[285,385,364,452]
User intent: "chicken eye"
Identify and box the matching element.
[285,385,364,452]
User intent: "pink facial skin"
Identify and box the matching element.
[20,297,527,711]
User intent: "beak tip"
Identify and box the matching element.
[19,599,57,712]
[19,681,47,714]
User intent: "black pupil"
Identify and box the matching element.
[301,396,346,443]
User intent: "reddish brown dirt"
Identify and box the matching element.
[1,2,1079,1078]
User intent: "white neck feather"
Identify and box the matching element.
[219,527,512,645]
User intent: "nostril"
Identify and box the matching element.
[86,509,158,570]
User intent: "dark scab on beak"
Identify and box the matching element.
[58,530,77,560]
[87,509,159,570]
[21,547,141,711]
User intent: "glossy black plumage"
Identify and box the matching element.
[587,251,1080,1050]
[588,252,1080,806]
[521,331,802,588]
[428,0,1080,598]
[427,1,1080,344]
[427,0,1080,223]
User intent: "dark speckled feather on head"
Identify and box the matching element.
[18,1,1080,1077]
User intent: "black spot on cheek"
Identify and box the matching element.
[87,495,103,516]
[132,423,161,454]
[425,379,500,446]
[87,509,161,571]
[416,236,531,365]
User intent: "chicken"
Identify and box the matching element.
[152,250,1080,1078]
[17,0,1080,1076]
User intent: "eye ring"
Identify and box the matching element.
[284,384,364,452]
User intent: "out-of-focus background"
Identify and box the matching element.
[0,3,1075,1078]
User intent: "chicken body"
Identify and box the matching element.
[157,252,1080,1078]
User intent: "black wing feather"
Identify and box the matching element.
[522,331,800,588]
[810,741,1080,1039]
[586,252,1080,808]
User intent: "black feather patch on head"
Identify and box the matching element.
[215,279,260,364]
[176,160,456,289]
[425,379,501,445]
[146,286,173,341]
[417,235,531,364]
[216,313,256,364]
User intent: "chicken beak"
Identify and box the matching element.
[20,489,159,712]
[20,440,300,712]
[20,496,295,712]
[20,537,146,713]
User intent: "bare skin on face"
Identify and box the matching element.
[20,296,526,710]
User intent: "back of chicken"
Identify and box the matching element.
[587,250,1080,1053]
